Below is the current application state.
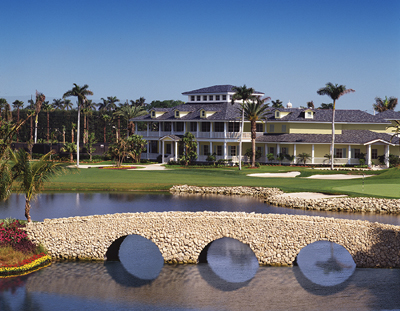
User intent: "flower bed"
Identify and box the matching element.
[0,253,51,277]
[98,166,137,170]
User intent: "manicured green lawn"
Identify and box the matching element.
[39,165,400,199]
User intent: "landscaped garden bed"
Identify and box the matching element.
[98,166,138,170]
[0,219,51,278]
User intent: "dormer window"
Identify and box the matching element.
[201,110,206,118]
[203,96,207,101]
[191,96,195,101]
[197,96,201,101]
[222,95,227,100]
[216,95,220,100]
[175,110,180,118]
[305,110,314,119]
[209,95,213,101]
[151,111,156,118]
[276,111,280,118]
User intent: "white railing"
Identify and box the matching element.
[138,131,264,140]
[141,153,159,160]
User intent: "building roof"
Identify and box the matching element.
[182,85,264,95]
[268,108,389,124]
[256,130,399,145]
[131,102,246,121]
[376,110,400,120]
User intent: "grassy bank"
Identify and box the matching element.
[39,164,400,199]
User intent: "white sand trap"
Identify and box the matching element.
[247,171,301,178]
[306,174,373,179]
[276,192,348,199]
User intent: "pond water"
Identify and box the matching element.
[0,192,400,225]
[0,192,399,310]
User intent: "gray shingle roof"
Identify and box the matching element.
[376,110,400,120]
[268,109,389,123]
[256,130,399,145]
[131,102,246,121]
[182,85,264,95]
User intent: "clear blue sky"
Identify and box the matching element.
[1,0,399,112]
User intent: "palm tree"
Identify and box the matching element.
[307,101,314,109]
[61,142,77,162]
[242,97,271,167]
[12,100,24,142]
[63,83,93,167]
[297,152,311,166]
[27,97,35,141]
[10,148,65,222]
[114,105,147,137]
[317,83,355,170]
[231,85,257,170]
[34,91,45,143]
[0,98,7,118]
[271,99,283,108]
[52,98,64,110]
[373,96,398,112]
[130,97,146,107]
[319,103,333,109]
[101,113,111,142]
[42,102,53,142]
[107,96,120,140]
[63,99,73,111]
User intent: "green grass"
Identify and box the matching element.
[34,164,400,199]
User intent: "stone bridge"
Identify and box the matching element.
[25,211,400,268]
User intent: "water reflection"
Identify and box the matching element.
[207,238,259,283]
[1,192,400,225]
[2,262,399,311]
[118,235,164,281]
[294,241,356,295]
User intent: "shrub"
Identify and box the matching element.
[0,220,37,254]
[389,154,400,167]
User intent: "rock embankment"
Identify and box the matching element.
[170,185,400,214]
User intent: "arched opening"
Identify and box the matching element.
[197,237,259,288]
[105,235,127,261]
[293,240,356,294]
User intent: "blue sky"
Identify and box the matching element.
[1,0,399,112]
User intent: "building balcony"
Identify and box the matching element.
[136,131,263,140]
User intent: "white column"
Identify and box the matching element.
[196,142,200,158]
[147,142,149,159]
[162,141,165,164]
[197,122,200,137]
[385,145,390,167]
[367,145,372,166]
[224,142,227,159]
[159,122,161,136]
[348,145,351,164]
[224,122,227,138]
[209,141,212,155]
[210,122,213,139]
[171,122,174,135]
[265,143,268,162]
[146,123,149,137]
[277,143,280,155]
[293,144,297,164]
[174,141,178,160]
[311,144,315,164]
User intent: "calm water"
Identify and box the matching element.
[0,192,400,225]
[0,192,399,310]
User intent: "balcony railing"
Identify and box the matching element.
[136,131,263,140]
